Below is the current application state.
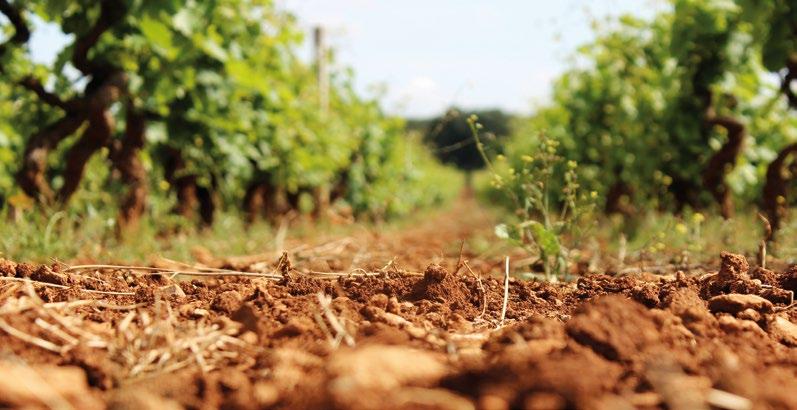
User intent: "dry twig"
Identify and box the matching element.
[65,263,281,279]
[0,318,64,353]
[500,256,510,327]
[0,276,136,296]
[316,292,354,348]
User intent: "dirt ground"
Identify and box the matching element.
[1,202,796,410]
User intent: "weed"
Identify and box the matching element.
[469,115,594,280]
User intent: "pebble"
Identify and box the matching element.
[708,294,773,314]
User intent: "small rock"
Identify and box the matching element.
[768,316,797,346]
[523,393,566,410]
[718,315,766,335]
[158,284,186,298]
[750,266,779,285]
[240,331,259,344]
[708,294,773,314]
[30,265,70,286]
[0,258,16,276]
[369,293,389,309]
[780,265,797,292]
[480,394,511,410]
[423,264,448,282]
[232,303,260,333]
[327,344,446,391]
[332,296,351,310]
[254,382,280,407]
[759,288,794,305]
[737,308,761,322]
[192,308,209,318]
[361,305,385,321]
[14,263,35,278]
[717,252,749,282]
[211,290,243,314]
[387,296,401,314]
[268,348,324,391]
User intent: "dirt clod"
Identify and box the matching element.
[327,345,448,408]
[369,293,389,309]
[212,290,243,313]
[423,263,448,282]
[30,265,70,285]
[566,295,660,362]
[718,251,749,281]
[768,316,797,346]
[708,294,773,314]
[0,258,16,276]
[3,243,797,409]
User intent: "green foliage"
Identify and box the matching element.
[498,0,797,223]
[0,0,453,224]
[737,0,797,72]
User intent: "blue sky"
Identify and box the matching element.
[277,0,668,117]
[29,0,667,118]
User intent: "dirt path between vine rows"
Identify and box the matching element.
[1,199,797,409]
[209,196,509,276]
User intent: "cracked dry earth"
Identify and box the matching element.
[0,203,796,409]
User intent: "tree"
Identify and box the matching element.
[667,0,751,219]
[550,14,674,216]
[737,0,797,236]
[498,0,795,225]
[0,0,456,231]
[424,108,511,187]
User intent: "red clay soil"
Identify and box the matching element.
[1,203,796,409]
[214,198,509,276]
[0,247,796,410]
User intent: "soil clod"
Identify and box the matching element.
[708,294,774,314]
[1,250,797,409]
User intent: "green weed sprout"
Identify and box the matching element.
[468,115,594,280]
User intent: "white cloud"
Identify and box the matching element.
[390,76,450,118]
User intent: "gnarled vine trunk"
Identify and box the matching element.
[242,176,302,225]
[312,185,330,219]
[243,180,270,224]
[669,177,701,214]
[702,114,745,219]
[762,143,797,238]
[17,115,85,203]
[330,172,348,203]
[760,58,797,239]
[196,184,216,227]
[5,0,129,210]
[0,1,29,57]
[58,109,114,204]
[780,58,797,108]
[111,107,148,230]
[163,148,197,220]
[174,179,198,220]
[163,148,215,226]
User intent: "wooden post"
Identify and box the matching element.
[314,26,329,113]
[313,27,331,218]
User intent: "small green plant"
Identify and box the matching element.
[469,115,594,280]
